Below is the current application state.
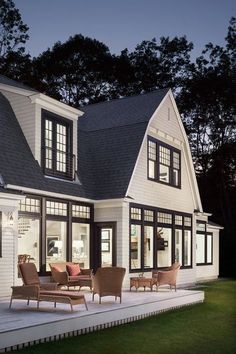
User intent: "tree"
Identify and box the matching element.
[0,0,30,79]
[127,36,193,94]
[30,34,120,107]
[178,17,236,175]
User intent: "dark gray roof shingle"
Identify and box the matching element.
[0,74,38,93]
[78,89,169,199]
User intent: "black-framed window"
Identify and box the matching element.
[148,137,181,188]
[41,110,74,180]
[0,212,2,258]
[196,221,213,265]
[17,194,93,274]
[130,203,192,272]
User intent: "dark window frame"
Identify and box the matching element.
[129,203,192,273]
[41,110,74,180]
[17,194,94,275]
[147,136,181,188]
[196,220,213,266]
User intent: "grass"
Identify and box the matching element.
[12,280,236,354]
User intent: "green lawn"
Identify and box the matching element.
[13,280,236,354]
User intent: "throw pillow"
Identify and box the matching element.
[66,264,81,276]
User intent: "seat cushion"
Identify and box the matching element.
[40,290,84,300]
[66,264,81,276]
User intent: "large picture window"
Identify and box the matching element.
[42,110,74,180]
[196,221,213,265]
[129,204,192,272]
[18,195,93,274]
[148,137,181,188]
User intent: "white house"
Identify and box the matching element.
[0,75,222,297]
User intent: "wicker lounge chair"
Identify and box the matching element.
[9,263,88,311]
[92,267,126,304]
[152,262,181,291]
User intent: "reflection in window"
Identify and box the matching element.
[100,228,113,267]
[72,223,90,268]
[130,224,141,269]
[184,230,191,266]
[46,220,67,271]
[144,226,153,268]
[196,234,205,264]
[18,217,40,271]
[207,235,212,263]
[157,227,172,268]
[175,229,182,264]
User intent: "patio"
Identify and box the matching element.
[0,288,204,352]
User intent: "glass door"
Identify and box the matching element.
[93,223,116,270]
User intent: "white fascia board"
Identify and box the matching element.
[5,184,92,203]
[0,192,25,202]
[207,224,224,231]
[29,94,84,120]
[94,198,125,208]
[0,84,34,96]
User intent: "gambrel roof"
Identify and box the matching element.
[0,76,180,200]
[78,89,169,199]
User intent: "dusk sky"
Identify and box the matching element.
[15,0,235,59]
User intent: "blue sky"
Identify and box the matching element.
[15,0,235,59]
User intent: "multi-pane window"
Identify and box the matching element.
[46,201,67,216]
[175,215,183,226]
[148,140,157,179]
[130,208,142,220]
[159,146,170,183]
[196,221,213,265]
[18,198,40,271]
[130,204,192,272]
[157,212,172,224]
[144,210,154,222]
[42,111,73,180]
[148,137,181,188]
[19,198,40,213]
[72,205,91,219]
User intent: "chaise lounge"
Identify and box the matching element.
[9,263,88,312]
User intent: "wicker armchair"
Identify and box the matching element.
[92,267,126,304]
[152,262,181,291]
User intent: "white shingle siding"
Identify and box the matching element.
[128,95,196,214]
[1,90,37,160]
[0,211,18,297]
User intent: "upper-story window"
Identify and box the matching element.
[42,110,74,180]
[148,137,181,188]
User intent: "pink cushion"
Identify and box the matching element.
[66,264,81,276]
[51,265,61,273]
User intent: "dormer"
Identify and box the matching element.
[0,76,83,181]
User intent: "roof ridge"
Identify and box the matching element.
[81,87,169,110]
[79,120,148,133]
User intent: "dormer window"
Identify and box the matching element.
[148,137,181,188]
[41,110,74,180]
